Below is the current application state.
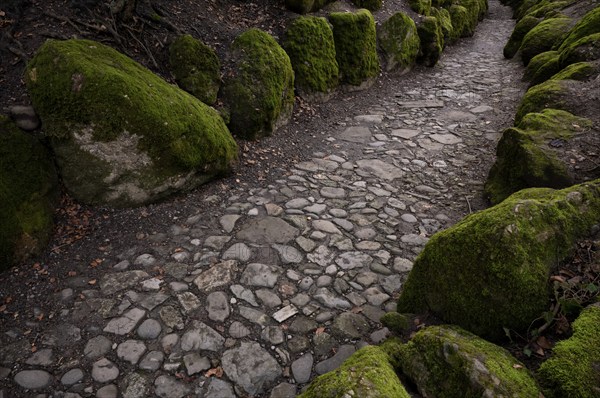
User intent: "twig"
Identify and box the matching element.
[125,26,158,69]
[533,301,561,338]
[465,196,472,214]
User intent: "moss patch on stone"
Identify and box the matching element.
[519,17,572,66]
[504,15,541,59]
[409,0,432,15]
[377,12,420,72]
[298,345,410,398]
[285,0,314,14]
[329,9,380,87]
[431,7,455,44]
[449,5,471,39]
[351,0,382,11]
[381,312,411,333]
[524,50,559,80]
[514,79,567,124]
[397,325,541,397]
[417,16,444,67]
[26,39,237,207]
[530,55,561,85]
[557,6,600,52]
[168,34,220,105]
[558,33,600,68]
[283,16,339,97]
[518,108,592,135]
[551,61,599,81]
[222,28,295,140]
[397,180,600,341]
[0,116,58,269]
[538,304,600,397]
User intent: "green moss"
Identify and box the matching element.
[417,16,444,67]
[519,17,572,66]
[525,1,571,19]
[298,345,410,398]
[431,7,455,44]
[457,0,483,36]
[329,9,380,86]
[538,304,600,397]
[557,6,600,52]
[285,0,314,14]
[0,116,58,268]
[514,79,567,124]
[397,325,541,397]
[449,5,471,39]
[559,33,600,69]
[551,61,598,81]
[397,180,600,341]
[518,108,592,135]
[380,312,411,333]
[530,55,561,85]
[168,34,220,105]
[351,0,382,11]
[504,15,541,59]
[377,12,420,72]
[283,16,339,96]
[222,29,295,140]
[524,50,559,80]
[409,0,432,15]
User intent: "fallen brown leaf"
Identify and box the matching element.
[205,366,223,378]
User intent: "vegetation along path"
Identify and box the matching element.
[0,1,528,397]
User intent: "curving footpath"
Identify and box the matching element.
[0,1,528,397]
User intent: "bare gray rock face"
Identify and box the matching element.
[222,342,282,395]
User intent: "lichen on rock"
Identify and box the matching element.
[0,116,58,269]
[168,34,221,105]
[283,16,339,100]
[397,180,600,341]
[377,12,420,72]
[395,325,541,397]
[221,28,295,140]
[26,39,238,207]
[329,9,380,87]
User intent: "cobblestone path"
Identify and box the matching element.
[0,1,527,397]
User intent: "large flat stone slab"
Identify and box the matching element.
[356,159,404,180]
[193,260,238,292]
[237,217,299,244]
[222,341,282,395]
[338,126,372,143]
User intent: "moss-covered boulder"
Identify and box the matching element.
[409,0,432,15]
[431,7,455,43]
[351,0,382,11]
[551,60,599,81]
[0,116,58,269]
[168,34,220,105]
[524,50,559,80]
[329,10,380,88]
[559,33,600,68]
[298,345,410,398]
[417,16,444,67]
[395,325,541,397]
[449,5,472,38]
[530,54,561,85]
[519,17,572,66]
[285,0,314,14]
[504,15,541,59]
[377,12,420,73]
[397,180,600,341]
[557,6,600,53]
[26,39,237,207]
[221,29,295,140]
[538,304,600,397]
[485,109,592,204]
[283,16,339,100]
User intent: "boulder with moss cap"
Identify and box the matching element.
[0,116,58,269]
[395,325,541,397]
[397,180,600,341]
[504,15,541,59]
[26,39,238,207]
[298,345,410,398]
[377,12,420,72]
[329,9,380,88]
[417,16,444,67]
[519,17,573,66]
[221,28,295,140]
[538,303,600,398]
[283,16,339,100]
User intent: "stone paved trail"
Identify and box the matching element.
[0,1,527,397]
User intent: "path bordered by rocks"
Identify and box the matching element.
[0,2,527,397]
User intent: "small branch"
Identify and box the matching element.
[125,26,158,69]
[465,196,472,214]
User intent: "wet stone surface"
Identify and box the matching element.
[0,1,525,397]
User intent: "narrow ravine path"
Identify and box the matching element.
[0,1,528,397]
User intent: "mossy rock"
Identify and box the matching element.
[0,116,58,269]
[538,304,600,397]
[351,0,382,11]
[524,50,559,80]
[417,16,444,67]
[485,108,593,204]
[431,0,452,7]
[519,17,572,66]
[458,0,483,34]
[380,312,411,333]
[26,39,237,207]
[431,7,455,44]
[557,5,600,52]
[283,16,339,100]
[504,15,541,59]
[559,33,600,68]
[530,55,561,85]
[395,325,541,397]
[285,0,314,14]
[449,5,471,39]
[329,9,380,87]
[397,180,600,341]
[298,345,411,398]
[377,12,420,73]
[551,60,599,81]
[409,0,432,15]
[515,79,566,124]
[524,0,572,19]
[222,29,295,140]
[168,34,220,105]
